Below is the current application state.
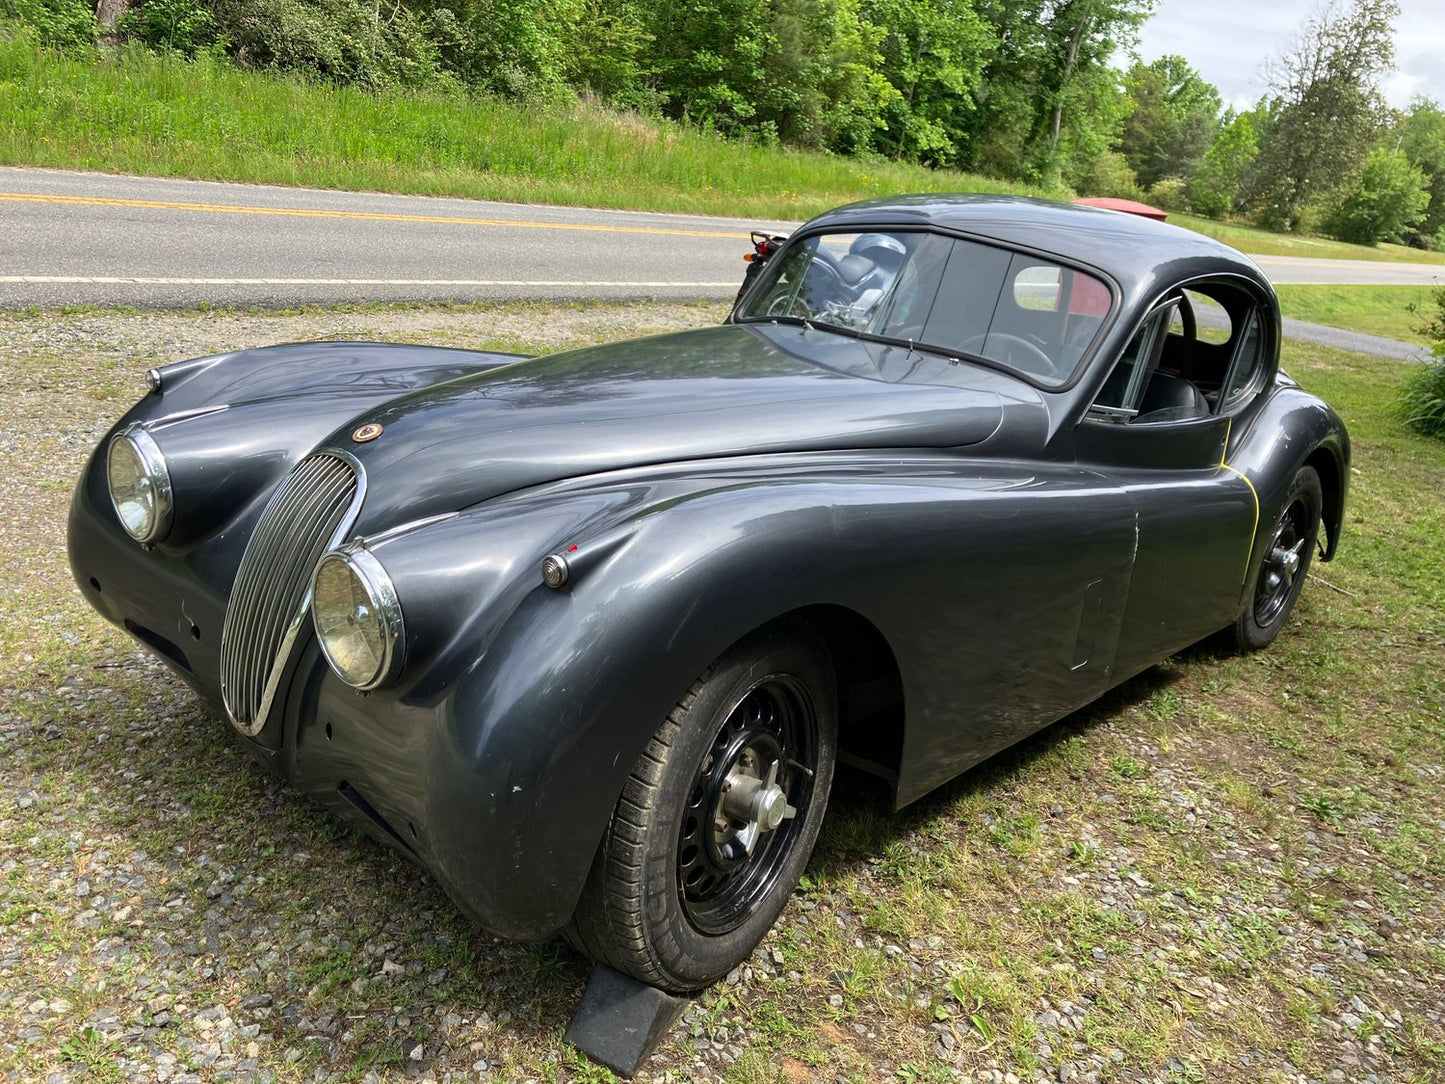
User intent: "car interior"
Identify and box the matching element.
[1091,280,1266,424]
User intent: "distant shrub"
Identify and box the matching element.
[210,0,442,89]
[1403,358,1445,438]
[0,0,94,51]
[1076,150,1146,202]
[1404,287,1445,439]
[121,0,222,56]
[1324,149,1430,246]
[1147,178,1189,214]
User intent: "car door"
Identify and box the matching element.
[1074,295,1260,681]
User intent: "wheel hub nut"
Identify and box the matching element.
[757,785,788,830]
[719,755,797,854]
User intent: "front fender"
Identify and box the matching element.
[315,462,1133,939]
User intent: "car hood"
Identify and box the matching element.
[342,323,1007,530]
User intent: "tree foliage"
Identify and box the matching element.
[0,0,94,50]
[1189,107,1262,218]
[1323,148,1429,245]
[1395,97,1445,248]
[861,0,992,164]
[1117,55,1221,188]
[1245,0,1399,231]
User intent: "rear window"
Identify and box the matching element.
[739,230,1113,387]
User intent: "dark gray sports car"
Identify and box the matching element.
[69,195,1348,995]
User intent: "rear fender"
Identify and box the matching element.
[1226,384,1351,577]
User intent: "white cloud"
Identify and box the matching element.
[1133,0,1443,111]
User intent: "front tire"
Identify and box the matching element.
[1229,465,1322,652]
[567,625,837,992]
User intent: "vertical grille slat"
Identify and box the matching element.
[220,452,361,733]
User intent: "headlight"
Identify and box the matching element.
[311,549,404,690]
[106,427,173,544]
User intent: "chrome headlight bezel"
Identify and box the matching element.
[106,425,173,545]
[310,548,405,691]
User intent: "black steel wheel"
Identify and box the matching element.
[1229,466,1322,652]
[566,625,837,992]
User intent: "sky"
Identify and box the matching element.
[1132,0,1445,112]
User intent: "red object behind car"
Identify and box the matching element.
[1073,196,1168,221]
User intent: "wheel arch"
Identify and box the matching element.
[785,604,906,793]
[1304,443,1345,561]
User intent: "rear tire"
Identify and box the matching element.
[566,625,837,992]
[1229,466,1322,652]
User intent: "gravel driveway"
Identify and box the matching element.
[1,304,1441,1084]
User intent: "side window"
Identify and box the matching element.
[1088,303,1176,422]
[1219,309,1266,412]
[1183,289,1231,344]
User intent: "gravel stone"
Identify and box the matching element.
[1,301,1441,1082]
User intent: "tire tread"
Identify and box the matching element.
[564,669,713,988]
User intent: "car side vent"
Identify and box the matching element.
[220,451,362,736]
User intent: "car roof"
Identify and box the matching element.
[801,194,1272,304]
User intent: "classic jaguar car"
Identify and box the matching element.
[69,195,1348,995]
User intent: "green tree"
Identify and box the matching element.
[560,0,654,103]
[1245,0,1399,231]
[862,0,994,164]
[967,0,1150,188]
[1189,107,1262,218]
[644,0,770,133]
[1323,147,1429,245]
[755,0,896,152]
[416,0,577,97]
[210,0,442,88]
[1117,55,1222,188]
[121,0,222,56]
[1396,97,1445,247]
[0,0,95,50]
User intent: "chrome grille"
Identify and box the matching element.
[220,451,361,735]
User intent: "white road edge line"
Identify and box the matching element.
[0,276,739,286]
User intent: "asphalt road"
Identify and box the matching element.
[0,166,795,309]
[2,167,1441,350]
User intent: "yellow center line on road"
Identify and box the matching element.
[0,191,754,240]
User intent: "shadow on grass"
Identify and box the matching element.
[33,641,1196,1073]
[22,650,593,1073]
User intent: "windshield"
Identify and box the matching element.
[738,229,1113,387]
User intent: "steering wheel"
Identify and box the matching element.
[960,333,1063,380]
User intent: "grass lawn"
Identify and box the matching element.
[1275,285,1442,344]
[0,303,1441,1082]
[1172,213,1445,267]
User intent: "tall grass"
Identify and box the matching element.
[0,30,1051,218]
